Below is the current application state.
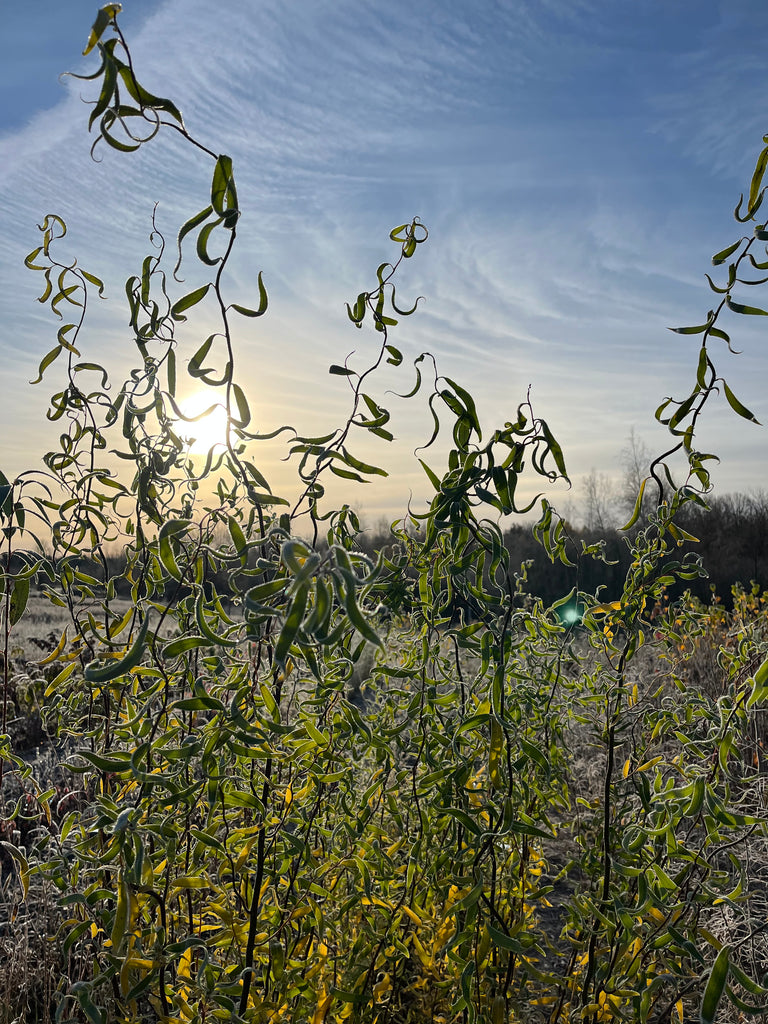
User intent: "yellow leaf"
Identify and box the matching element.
[82,4,123,56]
[110,876,129,951]
[587,601,622,616]
[400,905,422,926]
[234,835,260,873]
[311,986,333,1024]
[178,947,193,982]
[372,973,392,1000]
[37,626,68,665]
[169,874,209,891]
[411,932,432,967]
[489,719,504,790]
[123,957,155,970]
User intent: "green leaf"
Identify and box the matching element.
[274,582,309,664]
[194,591,238,647]
[735,189,765,222]
[164,635,211,658]
[171,283,210,321]
[73,361,110,388]
[452,880,485,913]
[110,876,130,950]
[158,518,191,580]
[620,478,648,532]
[669,321,712,336]
[696,346,710,388]
[346,291,368,325]
[211,154,238,225]
[443,377,481,440]
[9,577,29,627]
[755,654,768,688]
[700,946,729,1024]
[80,268,105,296]
[227,515,248,565]
[230,273,267,317]
[303,578,332,637]
[340,583,381,648]
[704,273,731,295]
[231,384,251,428]
[445,807,482,836]
[340,448,388,477]
[84,615,150,682]
[98,111,142,152]
[188,335,215,379]
[722,380,760,424]
[330,365,355,376]
[712,239,743,266]
[174,694,225,711]
[520,736,550,774]
[726,295,768,316]
[539,420,568,480]
[419,459,441,492]
[73,750,133,773]
[196,218,224,266]
[57,323,80,354]
[245,578,287,609]
[668,389,700,430]
[117,65,184,125]
[750,146,768,210]
[71,985,106,1024]
[303,717,329,747]
[175,205,213,278]
[487,924,529,953]
[329,464,364,482]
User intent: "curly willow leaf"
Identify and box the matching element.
[8,10,768,1024]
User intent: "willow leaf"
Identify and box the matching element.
[701,947,729,1024]
[711,239,743,266]
[722,380,760,424]
[84,615,150,682]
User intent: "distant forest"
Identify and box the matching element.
[24,490,767,616]
[506,491,768,609]
[355,491,768,613]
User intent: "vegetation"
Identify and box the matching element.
[1,6,768,1022]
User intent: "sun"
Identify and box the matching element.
[177,390,230,454]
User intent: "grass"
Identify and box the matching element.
[0,587,766,1021]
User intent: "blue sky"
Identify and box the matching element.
[1,0,767,525]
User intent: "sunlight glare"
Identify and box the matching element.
[178,390,230,454]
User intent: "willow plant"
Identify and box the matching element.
[0,5,766,1024]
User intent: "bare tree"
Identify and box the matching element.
[618,427,654,523]
[582,469,617,532]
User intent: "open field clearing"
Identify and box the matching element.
[0,582,766,1022]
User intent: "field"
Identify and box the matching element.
[0,582,766,1022]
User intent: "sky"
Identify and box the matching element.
[1,0,767,528]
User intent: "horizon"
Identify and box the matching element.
[1,0,767,527]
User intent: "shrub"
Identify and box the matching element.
[1,6,768,1023]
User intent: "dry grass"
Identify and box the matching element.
[0,597,766,1020]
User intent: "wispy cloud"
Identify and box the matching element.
[0,0,766,520]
